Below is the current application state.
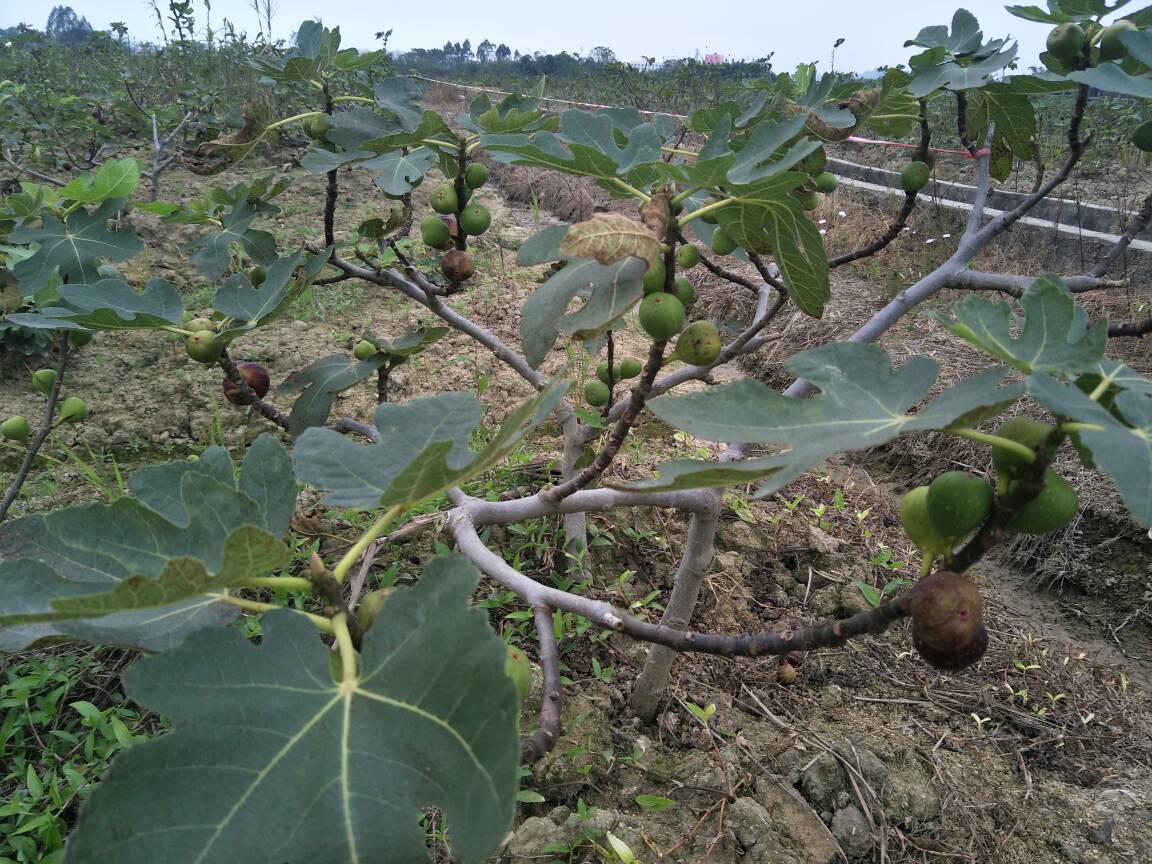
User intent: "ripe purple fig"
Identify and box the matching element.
[222,362,271,406]
[909,571,988,672]
[441,249,475,284]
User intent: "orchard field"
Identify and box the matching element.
[2,3,1152,863]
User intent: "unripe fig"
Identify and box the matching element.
[900,486,954,556]
[618,357,643,379]
[584,379,610,407]
[505,645,533,703]
[710,228,737,255]
[638,292,686,341]
[814,172,838,193]
[186,317,218,333]
[1047,22,1086,63]
[673,275,696,307]
[1099,19,1138,61]
[801,146,828,175]
[799,191,820,210]
[910,571,988,671]
[32,369,57,395]
[58,396,87,423]
[992,417,1052,482]
[304,114,331,140]
[185,331,223,364]
[223,362,271,405]
[420,215,451,248]
[676,244,700,269]
[642,258,666,295]
[464,162,489,189]
[358,587,394,631]
[68,330,93,349]
[925,471,993,537]
[1005,470,1079,535]
[1,415,30,442]
[672,320,722,366]
[441,249,475,284]
[353,339,378,361]
[459,203,491,236]
[248,265,268,287]
[430,184,458,214]
[595,361,613,385]
[901,161,931,193]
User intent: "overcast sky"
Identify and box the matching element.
[2,1,1109,73]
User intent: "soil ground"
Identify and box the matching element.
[1,119,1151,863]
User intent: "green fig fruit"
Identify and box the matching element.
[901,161,931,193]
[638,292,686,341]
[465,163,489,189]
[814,172,838,193]
[1,415,30,442]
[32,369,57,395]
[618,357,643,379]
[185,331,223,364]
[1005,470,1079,535]
[710,228,737,255]
[58,396,87,423]
[584,379,610,407]
[1047,22,1086,63]
[353,340,378,361]
[186,317,218,333]
[673,275,696,307]
[676,244,701,269]
[248,265,267,287]
[420,215,452,247]
[900,486,955,556]
[1099,19,1138,62]
[926,471,994,537]
[431,184,459,215]
[672,320,722,366]
[459,203,491,235]
[642,258,667,294]
[992,418,1052,482]
[68,330,93,349]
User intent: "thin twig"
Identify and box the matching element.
[521,604,563,764]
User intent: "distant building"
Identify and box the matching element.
[704,52,725,65]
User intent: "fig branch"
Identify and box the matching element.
[520,603,563,764]
[0,333,70,523]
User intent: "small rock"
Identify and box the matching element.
[505,816,561,857]
[800,752,848,812]
[831,805,874,860]
[1086,816,1114,846]
[882,754,940,826]
[820,684,846,708]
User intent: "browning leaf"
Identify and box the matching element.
[639,189,672,239]
[558,212,661,267]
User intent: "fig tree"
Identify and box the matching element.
[459,203,491,236]
[58,397,87,424]
[676,244,700,269]
[32,369,57,395]
[1,415,30,442]
[672,320,722,366]
[814,172,838,193]
[465,162,489,189]
[901,161,931,193]
[584,379,610,407]
[420,215,451,248]
[642,258,666,294]
[910,571,988,671]
[353,340,378,361]
[1047,22,1086,63]
[638,292,686,341]
[618,357,643,379]
[185,331,223,364]
[223,362,271,405]
[431,184,458,214]
[505,645,533,703]
[441,249,475,284]
[711,228,737,256]
[68,330,93,349]
[992,417,1052,482]
[673,275,696,307]
[1005,470,1079,535]
[1099,19,1138,61]
[900,486,954,556]
[926,471,993,537]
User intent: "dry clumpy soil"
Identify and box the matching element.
[2,130,1150,863]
